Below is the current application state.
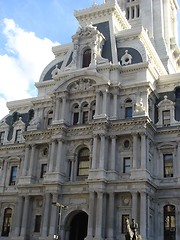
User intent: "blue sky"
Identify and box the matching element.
[0,0,180,120]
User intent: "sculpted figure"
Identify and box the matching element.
[125,218,142,240]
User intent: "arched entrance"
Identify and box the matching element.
[67,211,88,240]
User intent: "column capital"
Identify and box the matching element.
[111,135,117,140]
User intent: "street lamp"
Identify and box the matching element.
[52,202,68,240]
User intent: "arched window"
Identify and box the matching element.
[72,104,79,125]
[82,49,91,68]
[125,98,133,118]
[82,102,89,124]
[47,110,53,125]
[77,148,90,177]
[2,208,12,236]
[164,205,176,240]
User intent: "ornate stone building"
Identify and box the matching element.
[0,0,180,240]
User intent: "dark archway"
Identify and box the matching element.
[69,211,88,240]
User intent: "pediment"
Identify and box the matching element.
[157,96,174,107]
[0,121,9,129]
[13,117,25,127]
[53,70,109,94]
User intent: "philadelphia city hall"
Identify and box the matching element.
[0,0,180,240]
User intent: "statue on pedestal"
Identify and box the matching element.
[125,218,142,240]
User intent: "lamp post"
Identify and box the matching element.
[52,202,68,240]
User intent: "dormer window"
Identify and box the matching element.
[82,49,91,68]
[162,110,170,126]
[15,129,21,143]
[156,95,178,127]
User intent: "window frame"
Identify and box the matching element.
[34,215,42,233]
[0,131,5,145]
[82,49,91,68]
[1,208,12,237]
[15,129,21,143]
[77,148,90,177]
[164,205,176,240]
[123,157,131,173]
[9,166,18,185]
[163,154,173,178]
[40,163,47,178]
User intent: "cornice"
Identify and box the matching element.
[7,98,35,111]
[35,79,55,88]
[157,72,180,92]
[74,0,130,30]
[23,130,51,143]
[0,143,25,152]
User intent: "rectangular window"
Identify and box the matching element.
[122,214,129,233]
[164,154,173,178]
[34,215,41,232]
[40,164,47,178]
[163,110,170,126]
[15,129,21,143]
[82,111,88,124]
[123,157,131,173]
[125,107,132,118]
[0,131,5,145]
[78,161,89,176]
[9,166,17,185]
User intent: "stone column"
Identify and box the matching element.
[54,97,60,121]
[140,133,146,169]
[28,144,36,176]
[95,91,100,116]
[92,134,98,169]
[14,196,23,236]
[95,192,103,239]
[102,90,108,116]
[113,93,118,118]
[49,197,58,236]
[42,193,51,236]
[110,136,116,171]
[49,140,56,172]
[56,137,64,173]
[99,134,106,169]
[22,145,30,176]
[140,192,147,240]
[86,192,95,239]
[20,196,30,237]
[107,193,115,239]
[131,192,138,221]
[132,134,138,169]
[61,95,67,121]
[70,159,74,181]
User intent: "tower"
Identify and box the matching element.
[117,0,180,73]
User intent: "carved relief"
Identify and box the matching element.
[69,79,95,92]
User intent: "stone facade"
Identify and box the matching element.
[0,1,180,240]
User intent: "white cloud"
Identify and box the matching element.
[0,18,59,120]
